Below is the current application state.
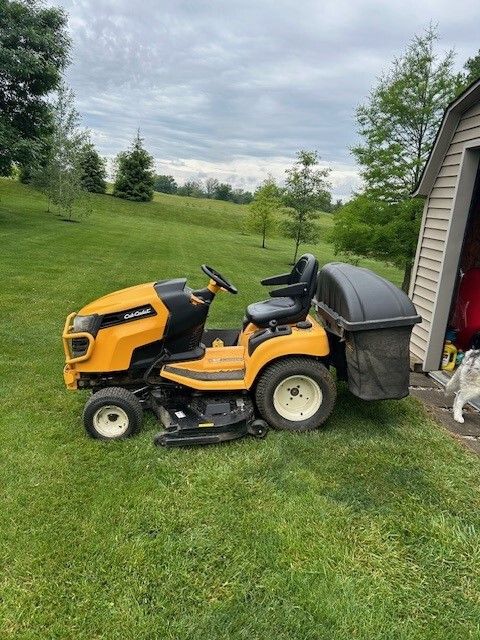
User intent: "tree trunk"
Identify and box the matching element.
[402,257,413,293]
[292,223,301,263]
[292,240,299,263]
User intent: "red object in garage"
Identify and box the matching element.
[452,267,480,350]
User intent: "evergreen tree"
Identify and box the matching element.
[464,50,480,87]
[80,141,106,193]
[283,150,331,263]
[113,132,155,202]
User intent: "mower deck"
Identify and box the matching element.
[151,392,266,447]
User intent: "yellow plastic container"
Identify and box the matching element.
[442,341,457,371]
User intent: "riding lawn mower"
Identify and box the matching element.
[62,255,421,447]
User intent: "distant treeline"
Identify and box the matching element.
[154,175,254,204]
[154,174,343,212]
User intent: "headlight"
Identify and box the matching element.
[73,314,100,336]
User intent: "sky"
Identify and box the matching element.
[52,0,480,199]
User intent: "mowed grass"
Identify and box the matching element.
[1,178,480,639]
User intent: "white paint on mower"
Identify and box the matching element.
[273,374,322,421]
[92,405,129,437]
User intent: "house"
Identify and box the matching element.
[409,79,480,372]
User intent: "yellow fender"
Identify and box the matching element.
[160,316,330,391]
[243,318,329,388]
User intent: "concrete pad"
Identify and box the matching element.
[410,372,480,454]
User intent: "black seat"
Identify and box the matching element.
[246,254,318,328]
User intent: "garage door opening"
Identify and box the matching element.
[448,163,480,354]
[429,153,480,403]
[415,144,480,373]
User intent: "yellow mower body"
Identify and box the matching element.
[63,283,169,376]
[63,286,329,391]
[63,255,338,445]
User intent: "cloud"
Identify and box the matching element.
[52,0,480,197]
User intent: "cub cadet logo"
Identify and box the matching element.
[124,307,153,321]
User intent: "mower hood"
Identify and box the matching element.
[79,282,157,315]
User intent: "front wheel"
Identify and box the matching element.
[83,387,143,440]
[255,358,336,432]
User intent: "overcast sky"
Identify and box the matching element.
[52,0,479,199]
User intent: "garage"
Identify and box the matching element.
[409,78,480,377]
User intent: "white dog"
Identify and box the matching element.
[445,349,480,423]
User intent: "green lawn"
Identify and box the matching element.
[1,178,480,639]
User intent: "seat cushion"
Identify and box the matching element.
[246,297,303,327]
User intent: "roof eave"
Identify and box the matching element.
[413,79,480,198]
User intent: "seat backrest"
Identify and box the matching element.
[289,254,318,301]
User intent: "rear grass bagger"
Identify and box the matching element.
[62,255,420,447]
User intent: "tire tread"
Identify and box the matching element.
[255,357,336,431]
[83,386,143,440]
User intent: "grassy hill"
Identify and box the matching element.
[1,178,480,639]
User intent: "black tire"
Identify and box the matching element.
[83,387,143,440]
[255,357,336,432]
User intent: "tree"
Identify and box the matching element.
[0,0,70,175]
[464,50,480,87]
[154,174,177,194]
[320,191,334,213]
[205,177,219,198]
[32,83,88,220]
[18,141,50,184]
[246,178,282,248]
[283,150,331,263]
[79,141,106,193]
[334,26,462,292]
[332,198,343,212]
[177,180,204,197]
[354,27,461,203]
[231,188,253,204]
[113,131,155,202]
[214,182,234,201]
[331,194,421,272]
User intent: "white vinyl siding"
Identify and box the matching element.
[410,103,480,367]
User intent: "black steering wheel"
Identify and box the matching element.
[201,264,238,294]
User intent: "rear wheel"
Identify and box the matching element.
[83,387,143,440]
[255,358,336,431]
